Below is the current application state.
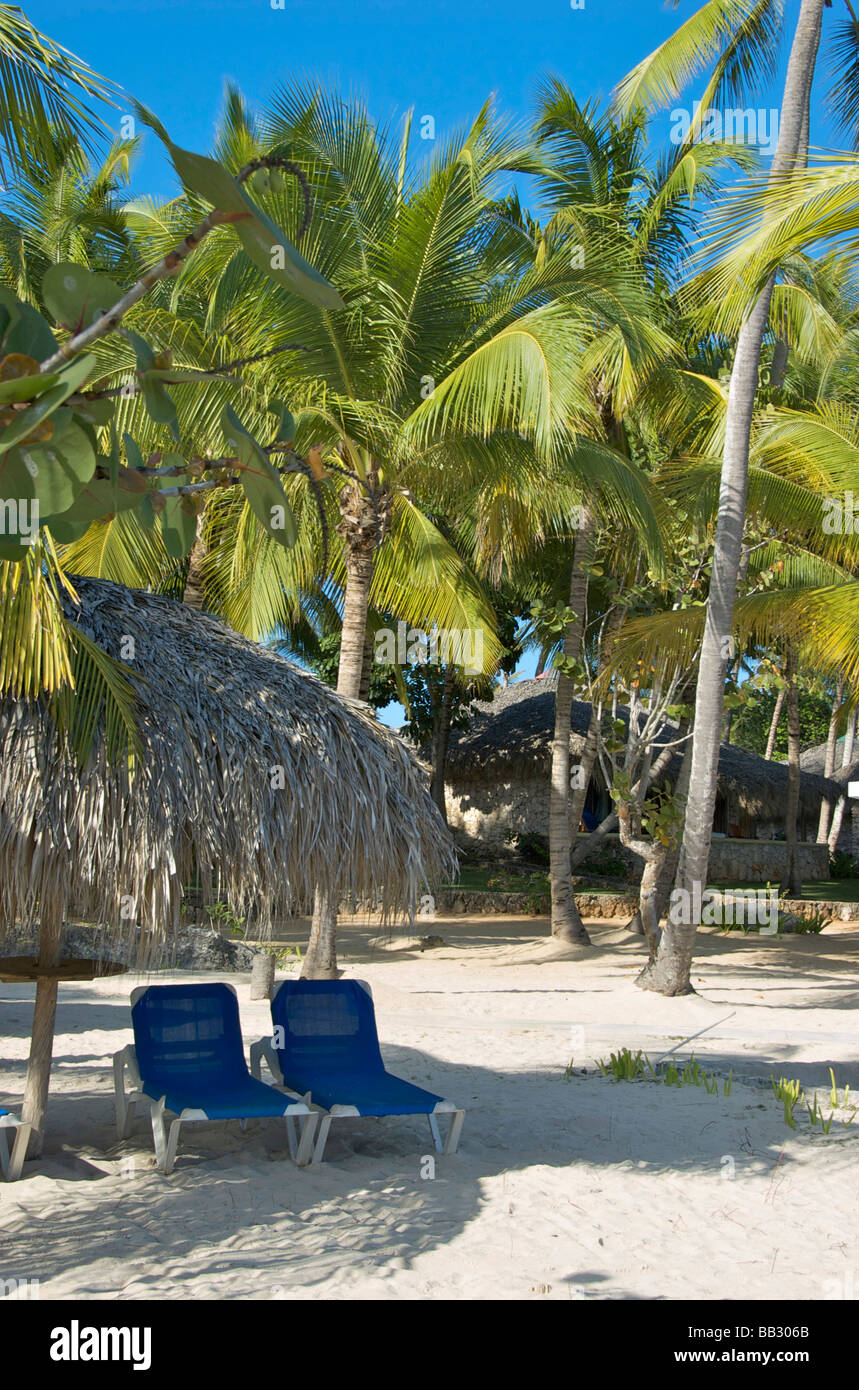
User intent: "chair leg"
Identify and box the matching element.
[0,1124,30,1181]
[151,1100,182,1174]
[294,1112,318,1167]
[444,1110,465,1155]
[312,1114,332,1164]
[284,1115,298,1160]
[428,1114,443,1154]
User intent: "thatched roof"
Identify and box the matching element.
[800,738,859,794]
[444,677,840,819]
[0,577,455,951]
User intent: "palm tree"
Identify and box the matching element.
[614,0,828,994]
[0,6,115,177]
[530,83,752,943]
[82,83,664,972]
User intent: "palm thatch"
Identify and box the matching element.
[800,739,859,794]
[444,677,839,821]
[0,576,455,958]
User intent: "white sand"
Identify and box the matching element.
[1,916,858,1301]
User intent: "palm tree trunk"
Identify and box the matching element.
[430,665,455,822]
[182,517,207,610]
[303,482,384,980]
[781,646,803,897]
[549,507,595,945]
[648,0,824,996]
[828,707,857,854]
[817,673,845,842]
[765,685,786,760]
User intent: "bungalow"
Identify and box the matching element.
[442,677,841,883]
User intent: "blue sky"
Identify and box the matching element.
[25,0,839,202]
[22,1,842,722]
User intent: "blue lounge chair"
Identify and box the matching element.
[113,982,317,1174]
[250,979,465,1163]
[0,1107,29,1181]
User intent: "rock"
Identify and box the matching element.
[0,922,265,972]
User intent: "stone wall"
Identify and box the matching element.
[446,782,831,883]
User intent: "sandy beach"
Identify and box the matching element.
[1,915,858,1302]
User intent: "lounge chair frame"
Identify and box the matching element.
[250,980,465,1163]
[0,1111,30,1181]
[113,984,317,1174]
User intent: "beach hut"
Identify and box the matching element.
[0,577,455,1160]
[441,677,838,874]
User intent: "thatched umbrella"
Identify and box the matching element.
[0,577,455,1156]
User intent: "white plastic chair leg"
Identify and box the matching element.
[312,1114,332,1164]
[0,1121,30,1181]
[150,1099,182,1174]
[444,1110,465,1155]
[294,1112,318,1167]
[428,1114,443,1153]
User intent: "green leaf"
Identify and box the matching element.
[160,496,197,558]
[141,375,180,442]
[72,395,115,426]
[0,353,95,451]
[47,472,139,544]
[122,329,155,371]
[3,301,58,361]
[269,399,297,443]
[20,413,97,515]
[222,403,297,547]
[131,105,343,311]
[42,263,123,333]
[0,369,61,404]
[123,433,145,472]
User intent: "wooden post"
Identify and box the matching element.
[21,890,65,1159]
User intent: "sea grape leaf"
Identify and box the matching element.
[132,102,343,312]
[124,329,155,371]
[3,301,59,362]
[0,354,95,452]
[0,367,61,405]
[42,263,123,333]
[141,375,180,442]
[222,403,297,548]
[46,472,140,544]
[160,495,197,558]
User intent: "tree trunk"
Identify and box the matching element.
[781,647,803,897]
[250,952,276,1000]
[301,888,340,981]
[828,707,857,854]
[21,889,65,1158]
[765,685,786,760]
[632,710,695,959]
[654,0,824,996]
[430,665,455,822]
[182,516,207,610]
[817,673,845,842]
[549,507,596,945]
[303,480,388,980]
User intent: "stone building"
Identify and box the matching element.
[441,678,841,883]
